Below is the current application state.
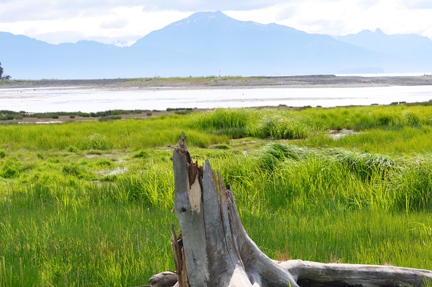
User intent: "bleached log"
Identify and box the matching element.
[138,271,177,287]
[282,260,432,287]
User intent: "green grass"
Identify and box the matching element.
[0,109,159,123]
[0,201,176,286]
[0,114,228,150]
[245,209,432,269]
[297,125,432,154]
[125,76,258,83]
[190,105,432,154]
[1,104,432,285]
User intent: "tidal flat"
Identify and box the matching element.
[1,75,432,113]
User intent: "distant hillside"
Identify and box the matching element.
[336,29,432,63]
[0,11,430,79]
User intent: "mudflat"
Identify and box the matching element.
[2,75,432,124]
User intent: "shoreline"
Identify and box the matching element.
[2,100,431,125]
[1,75,432,124]
[1,75,432,90]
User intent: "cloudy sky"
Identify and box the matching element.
[0,0,431,46]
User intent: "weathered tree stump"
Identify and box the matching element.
[145,134,432,287]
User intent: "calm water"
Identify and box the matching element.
[1,85,432,112]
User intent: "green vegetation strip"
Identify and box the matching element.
[126,76,258,83]
[0,109,163,121]
[1,104,432,286]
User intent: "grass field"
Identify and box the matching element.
[126,76,258,83]
[1,103,432,286]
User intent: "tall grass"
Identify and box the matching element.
[2,144,432,286]
[0,115,228,150]
[299,125,432,154]
[192,108,312,139]
[2,104,432,285]
[0,199,176,286]
[0,155,177,286]
[244,209,432,269]
[2,104,432,152]
[191,105,432,154]
[190,104,432,139]
[214,143,431,213]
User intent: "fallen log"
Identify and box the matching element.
[145,134,432,287]
[138,271,177,287]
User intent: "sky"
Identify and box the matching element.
[0,0,431,46]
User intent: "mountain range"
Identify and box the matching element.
[1,11,431,79]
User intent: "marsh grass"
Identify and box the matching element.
[297,125,432,154]
[0,200,176,286]
[2,105,432,285]
[191,105,432,154]
[0,114,228,151]
[244,209,432,269]
[2,145,432,285]
[192,104,432,131]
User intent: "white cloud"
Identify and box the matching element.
[404,0,432,9]
[0,0,283,22]
[226,0,432,39]
[0,7,192,45]
[100,18,129,30]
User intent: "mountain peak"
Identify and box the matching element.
[375,28,384,34]
[184,11,231,22]
[158,10,241,31]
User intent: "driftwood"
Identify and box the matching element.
[139,271,177,287]
[145,134,432,287]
